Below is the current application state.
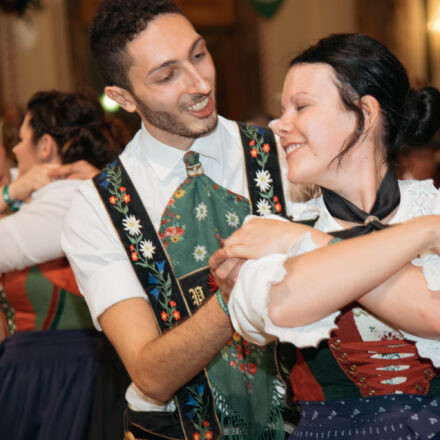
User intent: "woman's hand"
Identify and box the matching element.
[8,163,59,201]
[48,160,99,180]
[218,217,331,261]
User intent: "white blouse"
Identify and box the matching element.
[229,179,440,366]
[0,179,82,275]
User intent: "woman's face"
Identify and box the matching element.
[273,63,358,187]
[12,113,41,176]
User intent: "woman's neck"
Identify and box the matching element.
[322,148,388,212]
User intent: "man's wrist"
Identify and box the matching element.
[216,289,229,316]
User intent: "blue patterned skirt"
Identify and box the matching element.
[289,395,440,440]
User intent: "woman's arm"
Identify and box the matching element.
[268,215,440,327]
[0,164,57,214]
[358,264,440,337]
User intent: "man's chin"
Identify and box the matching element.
[185,113,218,139]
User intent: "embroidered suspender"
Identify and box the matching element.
[94,159,221,439]
[93,123,285,439]
[238,122,286,216]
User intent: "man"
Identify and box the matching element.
[62,1,297,438]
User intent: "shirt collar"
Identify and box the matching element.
[137,121,222,182]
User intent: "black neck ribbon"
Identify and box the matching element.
[322,168,400,239]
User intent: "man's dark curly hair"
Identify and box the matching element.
[90,0,184,91]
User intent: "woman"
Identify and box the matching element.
[0,90,130,440]
[210,34,440,439]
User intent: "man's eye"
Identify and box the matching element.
[192,51,206,62]
[158,70,176,83]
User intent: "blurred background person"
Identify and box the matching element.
[0,90,131,440]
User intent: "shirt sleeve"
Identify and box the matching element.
[0,181,75,274]
[61,182,148,330]
[228,232,340,347]
[411,187,440,291]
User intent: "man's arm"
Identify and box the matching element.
[62,185,234,404]
[99,294,233,403]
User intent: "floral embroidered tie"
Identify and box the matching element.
[159,151,251,278]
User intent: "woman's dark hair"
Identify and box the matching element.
[27,90,128,169]
[90,0,183,91]
[290,33,440,164]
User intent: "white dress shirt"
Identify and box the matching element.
[61,116,295,411]
[0,179,82,275]
[229,179,440,369]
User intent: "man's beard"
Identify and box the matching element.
[134,95,218,139]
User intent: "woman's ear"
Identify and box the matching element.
[36,134,61,163]
[360,95,381,133]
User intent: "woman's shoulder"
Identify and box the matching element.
[289,197,323,221]
[29,179,83,203]
[398,178,437,196]
[396,179,439,219]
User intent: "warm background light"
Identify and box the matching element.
[428,5,440,32]
[100,94,120,113]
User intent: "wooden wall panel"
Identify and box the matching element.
[174,0,236,28]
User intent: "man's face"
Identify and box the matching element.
[126,13,217,150]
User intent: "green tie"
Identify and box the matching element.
[159,151,251,278]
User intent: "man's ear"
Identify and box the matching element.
[105,86,137,113]
[360,95,381,133]
[36,134,60,163]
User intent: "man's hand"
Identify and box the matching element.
[209,249,245,298]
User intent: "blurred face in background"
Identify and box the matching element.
[13,113,41,176]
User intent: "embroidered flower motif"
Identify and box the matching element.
[174,189,185,199]
[205,431,213,440]
[193,245,207,262]
[256,199,272,216]
[119,186,126,192]
[140,239,156,259]
[195,202,208,221]
[249,139,255,146]
[161,311,168,322]
[250,149,258,158]
[248,362,257,375]
[254,170,273,193]
[109,196,117,205]
[164,225,185,243]
[122,193,131,203]
[262,143,270,153]
[131,252,139,261]
[173,310,181,320]
[123,215,142,236]
[225,211,240,228]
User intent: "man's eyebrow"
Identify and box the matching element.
[149,37,205,76]
[189,36,204,54]
[149,59,177,76]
